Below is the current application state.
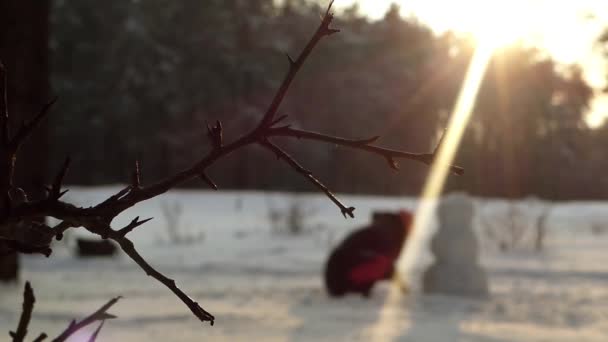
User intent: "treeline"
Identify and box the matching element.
[50,1,602,199]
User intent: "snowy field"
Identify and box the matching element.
[1,187,608,341]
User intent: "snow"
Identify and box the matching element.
[1,187,608,341]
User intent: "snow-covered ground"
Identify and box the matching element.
[1,187,608,341]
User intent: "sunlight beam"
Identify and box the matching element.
[398,42,493,277]
[367,42,494,342]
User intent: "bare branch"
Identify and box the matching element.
[50,157,71,200]
[108,233,215,325]
[269,114,288,127]
[52,296,120,342]
[257,0,339,129]
[268,126,464,176]
[97,186,131,208]
[1,0,465,327]
[87,321,105,342]
[199,172,218,190]
[11,97,57,150]
[259,139,355,218]
[116,216,153,237]
[9,281,35,342]
[433,128,448,155]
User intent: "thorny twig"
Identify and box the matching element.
[1,0,464,327]
[51,296,120,342]
[9,282,117,342]
[87,321,106,342]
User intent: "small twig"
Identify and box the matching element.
[268,126,464,175]
[433,128,448,155]
[87,321,105,342]
[52,296,120,342]
[97,186,131,208]
[1,0,465,328]
[9,281,35,342]
[269,114,288,127]
[50,158,71,199]
[257,0,339,129]
[11,97,57,150]
[117,216,153,237]
[199,172,218,190]
[108,233,215,325]
[259,139,354,218]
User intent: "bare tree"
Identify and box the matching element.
[266,194,318,235]
[478,200,551,252]
[3,1,462,335]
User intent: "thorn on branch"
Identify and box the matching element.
[342,207,356,219]
[269,114,288,127]
[257,0,339,130]
[117,216,153,237]
[206,120,223,150]
[267,126,465,176]
[386,157,400,171]
[321,0,340,36]
[97,186,131,208]
[433,128,447,155]
[199,172,218,190]
[412,129,465,176]
[50,157,71,200]
[260,139,311,175]
[52,296,121,342]
[285,53,295,67]
[324,0,335,18]
[87,321,105,342]
[326,28,340,35]
[11,97,57,149]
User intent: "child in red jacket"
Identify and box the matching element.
[324,210,413,297]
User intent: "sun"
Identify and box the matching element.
[395,0,540,49]
[456,1,534,48]
[337,0,590,56]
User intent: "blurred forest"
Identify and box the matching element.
[49,0,605,199]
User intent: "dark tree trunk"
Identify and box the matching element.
[0,0,50,282]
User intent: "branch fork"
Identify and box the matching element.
[1,0,464,328]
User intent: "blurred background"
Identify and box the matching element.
[42,0,608,198]
[1,0,608,341]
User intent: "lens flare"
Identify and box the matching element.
[367,42,494,341]
[398,42,493,276]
